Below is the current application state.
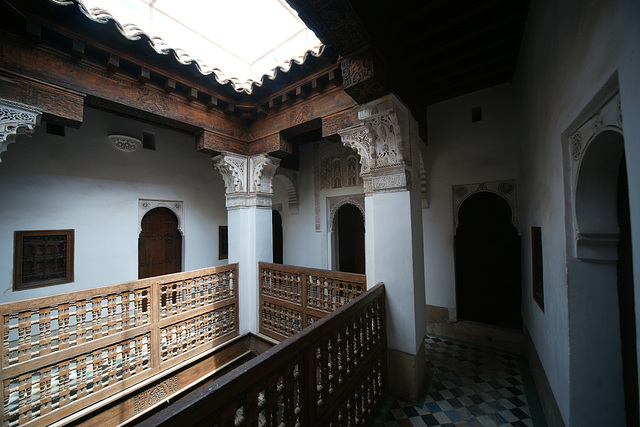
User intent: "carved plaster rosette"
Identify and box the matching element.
[108,134,141,152]
[213,153,280,209]
[0,98,43,162]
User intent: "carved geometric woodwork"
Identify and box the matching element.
[0,73,84,128]
[341,52,390,104]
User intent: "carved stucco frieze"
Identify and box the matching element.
[0,98,43,163]
[213,153,280,209]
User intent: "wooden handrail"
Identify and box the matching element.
[137,283,386,427]
[1,264,239,427]
[258,262,366,340]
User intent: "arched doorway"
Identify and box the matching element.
[454,192,521,328]
[272,210,283,264]
[138,207,182,279]
[569,129,637,425]
[335,204,365,274]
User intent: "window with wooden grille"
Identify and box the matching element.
[14,230,74,290]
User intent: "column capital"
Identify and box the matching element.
[0,98,42,163]
[339,95,413,195]
[212,153,281,208]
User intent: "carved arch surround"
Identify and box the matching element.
[452,180,519,233]
[564,89,624,262]
[327,194,365,233]
[138,199,185,234]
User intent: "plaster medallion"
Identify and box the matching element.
[108,134,141,152]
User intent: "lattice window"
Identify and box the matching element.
[14,230,74,290]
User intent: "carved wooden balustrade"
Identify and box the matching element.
[139,283,386,427]
[0,264,238,427]
[258,262,366,340]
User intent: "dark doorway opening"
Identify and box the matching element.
[336,204,365,274]
[617,156,638,427]
[272,210,283,264]
[455,192,521,328]
[138,207,182,279]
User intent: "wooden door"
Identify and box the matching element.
[337,204,365,274]
[139,207,182,279]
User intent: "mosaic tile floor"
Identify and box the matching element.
[374,335,546,427]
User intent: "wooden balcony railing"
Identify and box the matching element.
[0,264,239,427]
[138,283,386,427]
[258,262,366,340]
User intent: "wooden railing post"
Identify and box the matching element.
[150,281,161,371]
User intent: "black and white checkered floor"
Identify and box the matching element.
[374,335,546,426]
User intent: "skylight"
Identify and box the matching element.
[77,0,323,92]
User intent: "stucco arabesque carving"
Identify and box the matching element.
[568,92,621,163]
[213,153,281,209]
[328,194,365,232]
[0,98,43,163]
[452,179,519,233]
[339,107,409,195]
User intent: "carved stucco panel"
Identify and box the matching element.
[0,98,43,162]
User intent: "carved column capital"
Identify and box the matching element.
[0,98,42,162]
[339,95,412,195]
[213,153,281,209]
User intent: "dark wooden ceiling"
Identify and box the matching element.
[288,0,530,106]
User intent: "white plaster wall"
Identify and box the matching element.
[514,0,640,424]
[273,141,364,270]
[0,107,227,303]
[423,83,518,310]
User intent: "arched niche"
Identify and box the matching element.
[574,129,624,262]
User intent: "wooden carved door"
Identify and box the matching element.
[139,207,182,279]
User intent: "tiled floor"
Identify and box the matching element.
[374,335,546,427]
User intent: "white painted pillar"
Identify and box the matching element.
[341,94,427,400]
[213,153,280,334]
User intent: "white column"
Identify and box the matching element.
[341,94,427,400]
[213,153,280,334]
[0,98,42,162]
